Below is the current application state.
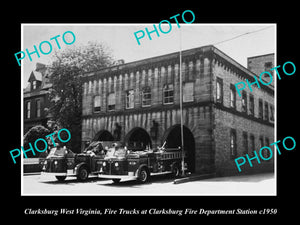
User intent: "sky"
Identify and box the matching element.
[22,24,276,87]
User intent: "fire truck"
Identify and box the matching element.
[41,141,117,181]
[98,142,187,183]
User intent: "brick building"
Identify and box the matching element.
[23,63,52,133]
[81,45,275,176]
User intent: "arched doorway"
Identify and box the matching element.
[124,127,152,150]
[162,124,195,173]
[92,130,114,141]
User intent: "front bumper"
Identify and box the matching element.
[98,172,137,180]
[41,169,76,176]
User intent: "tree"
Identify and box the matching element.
[23,125,50,158]
[48,41,114,152]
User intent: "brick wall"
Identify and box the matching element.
[212,54,275,176]
[247,53,275,76]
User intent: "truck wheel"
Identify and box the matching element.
[171,164,180,178]
[112,179,121,183]
[138,167,149,183]
[77,167,89,181]
[55,176,66,181]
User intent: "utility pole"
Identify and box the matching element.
[179,29,185,176]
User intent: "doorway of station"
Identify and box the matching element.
[124,127,152,150]
[92,130,114,141]
[162,124,195,173]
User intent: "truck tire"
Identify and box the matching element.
[171,164,181,178]
[112,179,121,183]
[77,166,89,181]
[55,176,66,181]
[138,167,149,183]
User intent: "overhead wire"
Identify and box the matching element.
[212,26,274,46]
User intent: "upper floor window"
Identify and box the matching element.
[183,82,194,102]
[270,104,274,122]
[32,81,37,90]
[107,93,115,111]
[163,84,174,104]
[264,102,269,121]
[230,84,236,109]
[93,95,101,113]
[216,77,223,104]
[259,99,263,119]
[249,94,254,116]
[125,89,135,109]
[241,91,247,113]
[264,62,273,71]
[142,87,151,107]
[26,101,31,119]
[36,99,41,118]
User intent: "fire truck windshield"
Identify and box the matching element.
[105,148,127,158]
[113,149,127,157]
[48,147,68,157]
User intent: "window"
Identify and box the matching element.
[93,95,101,113]
[36,99,41,118]
[259,136,270,158]
[107,93,115,111]
[264,137,271,159]
[264,102,269,121]
[259,136,264,149]
[264,62,273,71]
[32,81,37,90]
[242,91,247,113]
[259,99,263,119]
[163,84,174,104]
[230,84,236,109]
[270,104,274,121]
[26,101,31,119]
[183,82,194,102]
[216,77,223,104]
[125,89,135,109]
[250,134,255,157]
[142,87,151,107]
[230,129,237,158]
[243,132,248,154]
[249,94,254,116]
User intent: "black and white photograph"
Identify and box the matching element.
[3,4,298,220]
[21,24,276,195]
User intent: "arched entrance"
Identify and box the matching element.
[92,130,114,141]
[162,124,195,173]
[124,127,152,150]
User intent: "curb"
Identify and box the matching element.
[173,173,216,184]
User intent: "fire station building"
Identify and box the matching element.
[81,45,275,176]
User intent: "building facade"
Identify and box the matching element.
[24,63,52,134]
[81,45,275,176]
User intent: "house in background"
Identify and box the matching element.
[23,63,52,134]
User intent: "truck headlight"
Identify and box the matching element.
[114,162,119,167]
[103,162,106,166]
[54,160,58,165]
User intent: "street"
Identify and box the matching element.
[22,172,275,196]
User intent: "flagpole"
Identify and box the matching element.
[179,28,185,177]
